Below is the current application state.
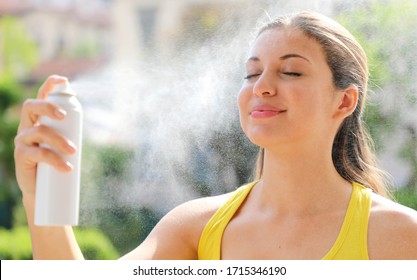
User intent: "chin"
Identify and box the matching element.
[244,127,301,151]
[245,131,281,149]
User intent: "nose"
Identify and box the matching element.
[253,72,277,97]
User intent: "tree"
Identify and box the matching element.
[0,16,38,80]
[0,16,38,228]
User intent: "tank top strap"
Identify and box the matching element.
[322,182,372,260]
[198,181,257,260]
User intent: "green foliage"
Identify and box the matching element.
[0,80,22,111]
[0,16,38,228]
[94,207,161,256]
[0,200,14,229]
[0,226,33,260]
[398,126,417,190]
[0,79,22,229]
[394,188,417,211]
[0,80,22,164]
[176,123,258,197]
[0,78,23,229]
[80,143,158,255]
[74,227,119,260]
[11,203,28,227]
[0,16,38,80]
[80,143,135,213]
[98,145,134,178]
[0,226,119,260]
[0,118,20,177]
[337,0,417,88]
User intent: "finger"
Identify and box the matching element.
[17,145,73,173]
[18,99,66,132]
[37,75,68,99]
[16,125,77,155]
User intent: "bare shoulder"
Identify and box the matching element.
[120,191,234,260]
[368,192,417,260]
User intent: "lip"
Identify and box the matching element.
[250,105,286,119]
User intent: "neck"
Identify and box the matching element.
[255,144,352,215]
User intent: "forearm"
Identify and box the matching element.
[23,195,84,260]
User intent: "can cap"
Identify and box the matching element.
[51,79,76,96]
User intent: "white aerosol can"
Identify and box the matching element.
[34,80,83,226]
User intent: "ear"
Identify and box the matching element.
[333,85,359,120]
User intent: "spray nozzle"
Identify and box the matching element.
[51,79,76,96]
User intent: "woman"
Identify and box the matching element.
[14,11,417,259]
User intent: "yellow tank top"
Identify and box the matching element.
[198,181,372,260]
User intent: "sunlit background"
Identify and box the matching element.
[1,0,416,259]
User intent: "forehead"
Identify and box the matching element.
[249,27,326,64]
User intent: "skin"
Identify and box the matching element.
[14,27,417,260]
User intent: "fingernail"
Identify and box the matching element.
[67,142,77,153]
[55,108,67,119]
[65,161,74,171]
[50,75,68,83]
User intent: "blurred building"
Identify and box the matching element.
[111,0,258,61]
[0,0,112,82]
[110,0,334,62]
[0,0,335,80]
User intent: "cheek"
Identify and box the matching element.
[291,88,335,131]
[237,85,251,127]
[237,84,249,104]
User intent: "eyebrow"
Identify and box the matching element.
[247,53,311,64]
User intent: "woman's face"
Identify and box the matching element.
[238,27,341,151]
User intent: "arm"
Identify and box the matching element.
[22,194,84,259]
[14,75,222,260]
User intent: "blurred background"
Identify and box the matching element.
[1,0,416,259]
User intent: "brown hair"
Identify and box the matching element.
[254,11,391,197]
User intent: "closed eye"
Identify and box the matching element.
[283,72,302,77]
[244,73,260,80]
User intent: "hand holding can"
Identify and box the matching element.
[34,79,83,226]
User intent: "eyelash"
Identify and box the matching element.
[243,72,302,79]
[283,72,302,77]
[243,73,260,80]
